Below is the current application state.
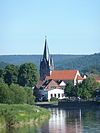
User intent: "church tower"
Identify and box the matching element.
[40,37,54,81]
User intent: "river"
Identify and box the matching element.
[0,108,100,133]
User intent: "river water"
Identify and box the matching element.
[0,108,100,133]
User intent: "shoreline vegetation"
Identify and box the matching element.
[0,104,50,129]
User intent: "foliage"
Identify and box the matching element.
[0,53,100,73]
[0,63,38,104]
[64,78,100,100]
[0,69,5,79]
[0,81,35,104]
[0,61,8,69]
[50,97,58,101]
[18,63,38,87]
[0,104,50,128]
[79,78,100,99]
[0,80,10,103]
[10,84,27,104]
[82,65,100,75]
[24,87,35,105]
[0,63,38,87]
[64,81,75,98]
[4,65,19,85]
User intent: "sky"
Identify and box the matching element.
[0,0,100,55]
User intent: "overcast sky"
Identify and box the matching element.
[0,0,100,55]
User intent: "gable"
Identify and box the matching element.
[59,81,66,86]
[43,79,58,90]
[47,80,58,87]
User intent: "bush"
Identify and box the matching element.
[50,97,58,101]
[0,81,35,104]
[24,87,35,105]
[10,84,27,104]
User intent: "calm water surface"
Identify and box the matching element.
[0,108,100,133]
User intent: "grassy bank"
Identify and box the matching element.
[0,104,50,128]
[35,101,58,108]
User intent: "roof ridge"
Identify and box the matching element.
[52,69,78,72]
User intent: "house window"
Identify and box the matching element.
[51,94,53,97]
[54,94,56,98]
[58,94,60,98]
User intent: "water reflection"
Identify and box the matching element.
[0,108,100,133]
[44,108,100,133]
[48,109,83,133]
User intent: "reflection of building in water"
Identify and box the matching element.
[46,109,83,133]
[49,109,67,133]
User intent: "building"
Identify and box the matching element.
[38,37,83,101]
[39,79,66,101]
[40,37,54,81]
[45,70,83,85]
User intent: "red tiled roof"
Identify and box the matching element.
[77,75,83,80]
[45,70,78,81]
[96,80,100,83]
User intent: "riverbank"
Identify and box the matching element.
[0,104,50,128]
[35,101,100,109]
[58,101,100,109]
[35,101,58,108]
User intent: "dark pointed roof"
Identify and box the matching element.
[43,37,50,61]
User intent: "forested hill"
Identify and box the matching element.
[0,53,100,72]
[0,62,8,69]
[55,53,100,71]
[0,54,84,69]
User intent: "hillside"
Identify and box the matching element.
[55,53,100,71]
[0,62,8,69]
[0,54,83,70]
[0,53,100,73]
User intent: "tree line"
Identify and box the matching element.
[0,63,38,87]
[64,77,100,100]
[0,63,39,104]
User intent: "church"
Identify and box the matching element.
[37,37,83,101]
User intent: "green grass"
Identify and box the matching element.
[36,101,58,105]
[0,104,50,128]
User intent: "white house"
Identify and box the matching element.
[39,79,66,101]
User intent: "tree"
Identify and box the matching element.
[81,78,99,99]
[81,87,92,100]
[0,69,5,79]
[4,65,19,85]
[64,81,75,98]
[75,86,82,98]
[18,63,38,87]
[75,77,100,100]
[24,87,35,104]
[0,80,10,103]
[10,84,27,104]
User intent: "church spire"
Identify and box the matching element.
[43,36,50,61]
[40,37,54,80]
